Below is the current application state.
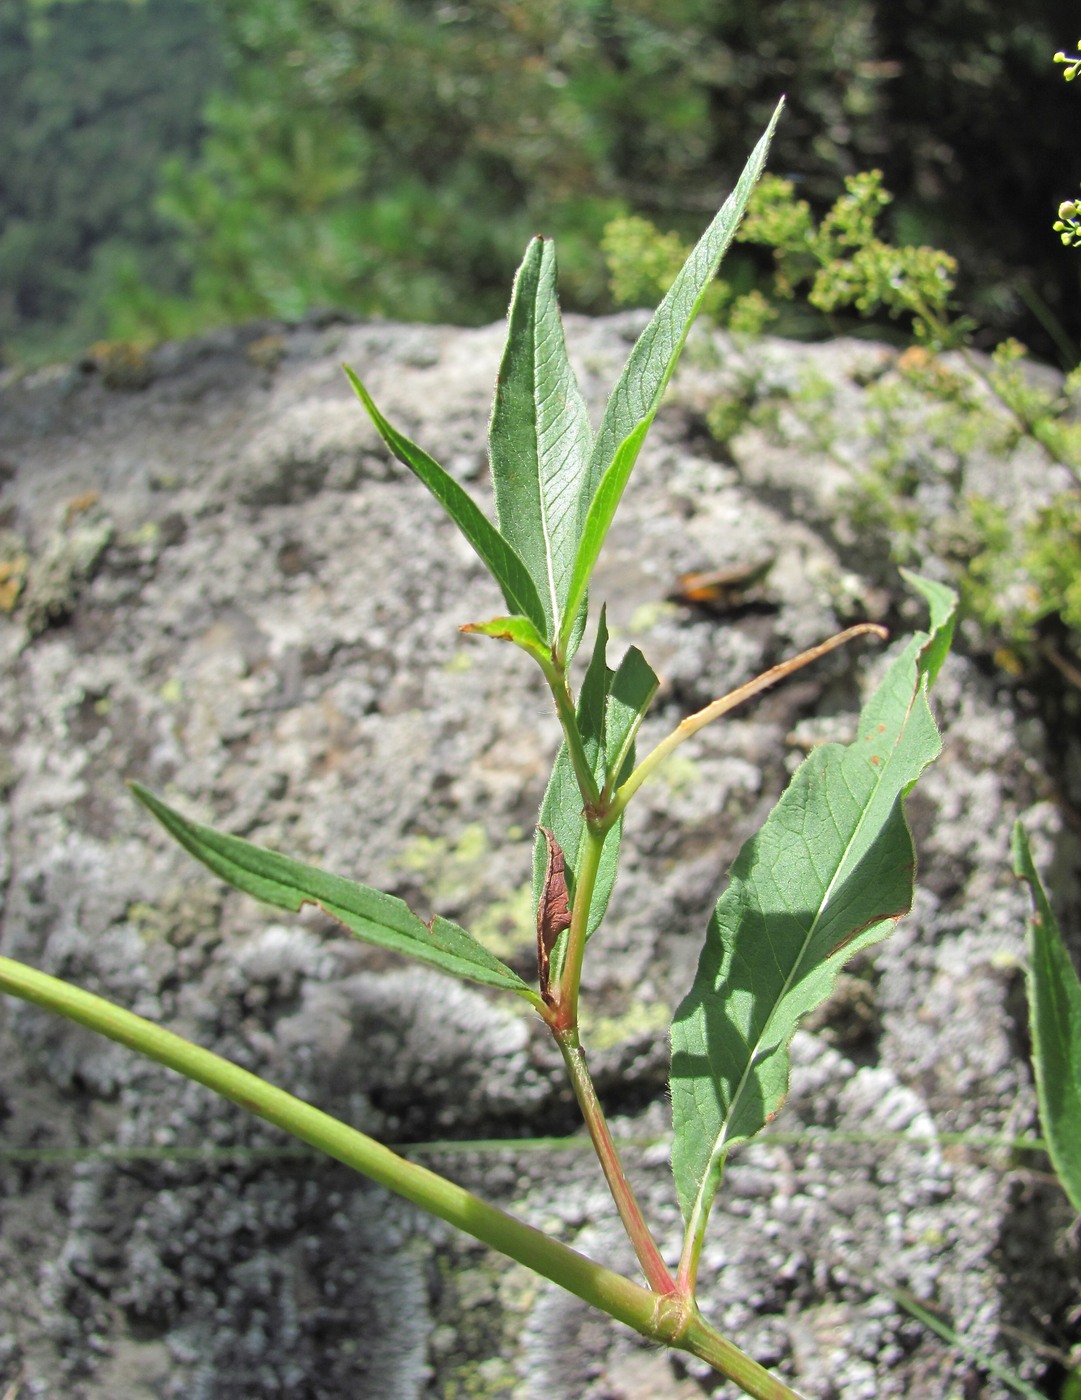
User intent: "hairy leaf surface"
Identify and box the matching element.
[1013,822,1081,1215]
[132,784,540,1004]
[559,101,783,653]
[490,236,593,642]
[670,577,955,1225]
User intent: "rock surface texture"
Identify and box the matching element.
[0,314,1078,1399]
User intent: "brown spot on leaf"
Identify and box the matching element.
[460,622,514,641]
[537,826,571,1005]
[829,909,906,956]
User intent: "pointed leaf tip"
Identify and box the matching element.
[343,365,547,636]
[131,783,541,1005]
[460,614,551,664]
[670,578,955,1232]
[559,107,783,653]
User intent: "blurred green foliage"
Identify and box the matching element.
[604,167,968,345]
[604,176,1081,675]
[600,213,775,335]
[5,0,1079,361]
[737,170,967,346]
[835,343,1081,666]
[0,0,223,363]
[604,144,1081,677]
[119,0,892,335]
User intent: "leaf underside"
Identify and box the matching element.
[670,576,956,1225]
[1013,822,1081,1215]
[131,784,540,1005]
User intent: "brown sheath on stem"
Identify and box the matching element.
[537,826,571,1005]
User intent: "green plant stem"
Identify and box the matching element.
[555,821,606,1028]
[0,956,646,1323]
[541,656,601,810]
[611,624,886,819]
[0,954,805,1399]
[554,1024,676,1295]
[681,1313,807,1400]
[677,1154,718,1296]
[962,348,1081,492]
[548,807,675,1294]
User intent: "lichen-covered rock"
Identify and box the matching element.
[0,315,1077,1398]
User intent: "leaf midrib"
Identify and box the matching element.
[695,671,924,1198]
[534,306,563,633]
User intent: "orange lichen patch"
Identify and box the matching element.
[85,340,154,390]
[0,554,27,612]
[246,334,287,371]
[669,556,775,613]
[64,490,101,526]
[896,345,933,376]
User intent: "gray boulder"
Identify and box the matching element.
[0,313,1077,1398]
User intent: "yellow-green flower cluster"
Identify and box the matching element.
[1053,199,1081,248]
[1053,45,1080,246]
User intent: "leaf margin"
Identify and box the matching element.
[669,576,957,1234]
[131,782,542,1006]
[557,99,784,655]
[344,365,547,635]
[1012,819,1081,1215]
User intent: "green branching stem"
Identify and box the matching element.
[0,955,647,1326]
[680,1314,809,1400]
[609,624,887,821]
[0,954,807,1400]
[554,1024,676,1294]
[960,349,1081,493]
[905,290,957,351]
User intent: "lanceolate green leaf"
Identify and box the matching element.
[670,578,956,1233]
[1012,822,1081,1215]
[490,237,593,642]
[344,366,547,636]
[558,101,784,655]
[605,646,659,792]
[131,784,541,1006]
